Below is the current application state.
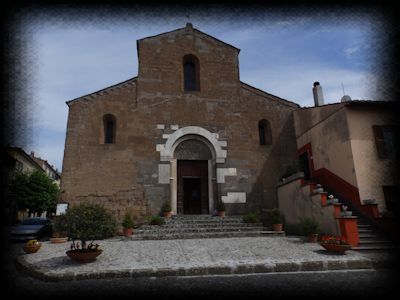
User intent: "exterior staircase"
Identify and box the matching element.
[129,215,285,240]
[322,187,398,252]
[352,218,398,251]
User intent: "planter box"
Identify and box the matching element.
[319,243,351,254]
[50,237,69,243]
[66,249,103,263]
[23,243,41,254]
[363,199,376,205]
[341,211,353,217]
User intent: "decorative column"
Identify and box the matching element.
[170,159,177,215]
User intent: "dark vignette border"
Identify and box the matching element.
[1,1,399,299]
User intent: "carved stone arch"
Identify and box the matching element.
[161,126,226,163]
[161,126,225,215]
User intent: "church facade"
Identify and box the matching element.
[60,23,300,222]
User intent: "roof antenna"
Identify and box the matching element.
[341,82,346,96]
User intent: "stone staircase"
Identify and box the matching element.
[322,187,398,252]
[351,218,398,252]
[129,215,285,240]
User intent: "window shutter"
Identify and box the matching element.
[373,125,387,158]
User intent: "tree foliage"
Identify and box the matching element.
[8,170,59,215]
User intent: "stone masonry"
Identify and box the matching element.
[60,23,300,223]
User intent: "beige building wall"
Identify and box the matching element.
[277,178,340,235]
[293,104,358,186]
[8,150,42,174]
[346,105,398,212]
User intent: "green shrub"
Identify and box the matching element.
[63,204,116,242]
[298,217,320,236]
[243,212,260,223]
[122,213,134,229]
[148,215,165,225]
[270,208,284,224]
[161,201,172,212]
[216,201,225,212]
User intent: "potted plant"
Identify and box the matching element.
[63,204,116,263]
[312,184,324,193]
[327,194,339,205]
[122,213,134,237]
[299,217,320,242]
[341,205,352,217]
[270,208,284,231]
[23,239,41,254]
[243,212,260,223]
[162,201,172,218]
[318,235,352,254]
[148,215,165,225]
[216,201,226,217]
[50,214,69,243]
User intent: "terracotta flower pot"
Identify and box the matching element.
[217,211,225,217]
[50,237,69,243]
[163,211,172,218]
[272,223,283,231]
[23,243,41,254]
[66,249,103,262]
[123,228,133,237]
[319,243,351,254]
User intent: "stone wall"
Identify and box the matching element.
[60,24,300,221]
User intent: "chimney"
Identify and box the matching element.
[312,82,325,106]
[30,151,35,157]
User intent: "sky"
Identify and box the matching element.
[15,9,385,172]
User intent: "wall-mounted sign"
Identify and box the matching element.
[56,203,69,215]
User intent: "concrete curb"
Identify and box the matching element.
[15,255,374,282]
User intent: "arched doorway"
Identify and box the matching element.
[174,139,212,214]
[160,126,226,215]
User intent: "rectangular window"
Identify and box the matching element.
[15,161,23,172]
[373,125,398,159]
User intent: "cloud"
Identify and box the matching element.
[240,64,378,106]
[344,46,360,59]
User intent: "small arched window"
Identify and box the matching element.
[183,54,200,91]
[259,119,272,145]
[103,114,116,144]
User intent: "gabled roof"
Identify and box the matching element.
[6,147,44,171]
[66,77,137,106]
[137,23,240,52]
[240,81,300,108]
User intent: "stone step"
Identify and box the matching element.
[139,223,263,229]
[164,219,247,224]
[135,226,266,234]
[357,224,373,228]
[359,240,394,245]
[358,234,380,239]
[358,229,376,234]
[351,245,399,251]
[129,230,285,240]
[169,215,243,220]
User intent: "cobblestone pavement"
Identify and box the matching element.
[5,235,400,299]
[12,236,388,281]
